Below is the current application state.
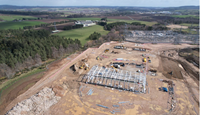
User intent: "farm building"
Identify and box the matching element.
[75,20,96,27]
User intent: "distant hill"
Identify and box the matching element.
[158,6,199,11]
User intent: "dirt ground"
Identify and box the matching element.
[3,42,199,115]
[167,24,188,29]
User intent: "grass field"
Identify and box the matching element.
[0,14,37,21]
[0,21,46,30]
[55,25,109,45]
[182,29,198,34]
[171,15,199,19]
[180,23,199,27]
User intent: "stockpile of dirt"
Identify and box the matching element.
[160,57,183,79]
[6,87,61,115]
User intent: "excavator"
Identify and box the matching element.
[111,64,120,72]
[79,62,89,70]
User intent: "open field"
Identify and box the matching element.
[0,21,46,30]
[171,15,199,19]
[54,25,109,45]
[180,23,199,27]
[167,24,188,29]
[3,42,199,115]
[0,14,37,21]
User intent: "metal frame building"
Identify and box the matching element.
[82,65,146,93]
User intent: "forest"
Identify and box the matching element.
[0,10,63,15]
[104,22,168,31]
[0,29,81,79]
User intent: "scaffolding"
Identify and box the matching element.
[82,65,146,93]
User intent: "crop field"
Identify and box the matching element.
[0,14,37,21]
[54,25,109,45]
[171,15,199,19]
[0,21,46,30]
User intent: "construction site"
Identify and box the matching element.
[4,42,199,115]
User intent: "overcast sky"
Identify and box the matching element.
[0,0,199,7]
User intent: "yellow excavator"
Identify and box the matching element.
[111,65,119,72]
[79,63,89,70]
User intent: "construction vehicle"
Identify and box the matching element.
[143,58,147,62]
[79,63,85,69]
[159,87,168,92]
[148,60,151,63]
[114,45,126,49]
[79,63,89,70]
[104,49,109,53]
[111,51,119,54]
[113,62,125,67]
[96,56,102,60]
[111,65,119,72]
[85,63,89,70]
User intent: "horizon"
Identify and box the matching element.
[0,0,199,7]
[0,4,199,8]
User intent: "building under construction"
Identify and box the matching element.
[82,65,147,93]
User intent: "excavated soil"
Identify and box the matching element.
[159,57,183,79]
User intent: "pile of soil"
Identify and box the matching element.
[160,57,183,79]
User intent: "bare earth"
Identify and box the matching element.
[167,24,188,29]
[3,42,199,115]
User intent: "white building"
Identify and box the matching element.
[75,20,96,27]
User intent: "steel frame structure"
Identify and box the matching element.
[83,65,146,93]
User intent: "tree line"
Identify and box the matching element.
[23,20,74,30]
[104,22,167,31]
[0,29,81,79]
[0,10,63,15]
[63,24,83,30]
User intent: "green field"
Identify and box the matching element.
[55,25,109,45]
[180,23,199,27]
[171,15,199,19]
[0,15,37,21]
[0,21,46,30]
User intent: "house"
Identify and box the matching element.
[75,20,96,27]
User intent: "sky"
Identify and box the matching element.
[0,0,199,7]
